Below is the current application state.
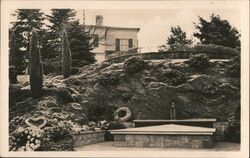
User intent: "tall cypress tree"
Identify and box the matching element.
[62,30,72,78]
[9,30,19,83]
[29,30,43,98]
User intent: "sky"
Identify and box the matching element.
[76,9,241,52]
[9,9,241,52]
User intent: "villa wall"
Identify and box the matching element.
[87,26,139,62]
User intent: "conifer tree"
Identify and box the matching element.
[194,14,241,50]
[29,30,43,98]
[62,30,72,78]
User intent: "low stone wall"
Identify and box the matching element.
[73,131,105,147]
[105,50,238,64]
[113,134,213,148]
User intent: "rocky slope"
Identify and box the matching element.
[9,56,240,129]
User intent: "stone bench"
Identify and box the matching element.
[110,124,216,148]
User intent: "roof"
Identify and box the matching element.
[85,25,140,31]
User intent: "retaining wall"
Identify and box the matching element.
[73,131,105,147]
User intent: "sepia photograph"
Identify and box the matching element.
[0,0,249,157]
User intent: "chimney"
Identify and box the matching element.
[96,15,103,26]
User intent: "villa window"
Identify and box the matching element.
[115,38,133,51]
[93,34,99,47]
[115,39,120,51]
[128,39,133,48]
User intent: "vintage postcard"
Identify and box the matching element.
[0,0,249,157]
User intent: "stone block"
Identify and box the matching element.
[73,131,105,147]
[202,140,213,148]
[191,139,203,148]
[135,141,144,147]
[114,135,125,141]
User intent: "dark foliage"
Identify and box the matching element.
[187,54,210,70]
[40,126,74,151]
[71,67,80,75]
[10,9,45,74]
[42,59,61,75]
[161,69,187,86]
[29,30,43,98]
[194,14,241,50]
[202,85,218,97]
[99,71,121,86]
[62,30,72,78]
[224,105,240,143]
[68,21,96,66]
[46,9,76,58]
[87,97,118,122]
[124,56,147,74]
[57,88,79,103]
[159,26,192,51]
[226,55,240,77]
[9,127,43,151]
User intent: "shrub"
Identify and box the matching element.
[87,98,117,122]
[29,30,43,98]
[71,67,79,75]
[226,55,240,77]
[9,66,18,84]
[72,59,90,67]
[202,85,217,97]
[65,77,82,86]
[57,87,79,103]
[99,71,121,85]
[161,69,187,86]
[224,105,240,143]
[40,126,74,151]
[42,59,61,75]
[187,54,210,70]
[191,44,239,56]
[9,116,26,133]
[9,127,43,151]
[124,56,147,74]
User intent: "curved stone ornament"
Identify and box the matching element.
[25,117,47,129]
[53,113,67,120]
[114,107,131,122]
[48,107,62,114]
[70,102,82,110]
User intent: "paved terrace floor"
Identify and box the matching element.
[75,141,240,151]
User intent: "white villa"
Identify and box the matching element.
[86,15,140,62]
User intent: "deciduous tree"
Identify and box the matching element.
[159,26,192,51]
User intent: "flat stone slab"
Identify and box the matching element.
[110,124,216,135]
[133,119,217,122]
[133,119,217,128]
